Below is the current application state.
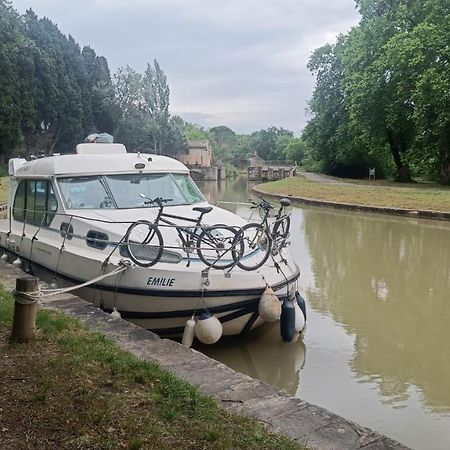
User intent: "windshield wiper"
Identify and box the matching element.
[99,176,118,208]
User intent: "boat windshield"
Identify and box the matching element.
[106,173,204,208]
[57,173,205,209]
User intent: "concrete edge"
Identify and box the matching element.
[252,186,450,221]
[0,261,410,450]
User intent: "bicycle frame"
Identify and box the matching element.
[148,203,205,266]
[150,199,237,268]
[250,199,291,251]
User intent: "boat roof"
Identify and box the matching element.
[11,152,190,178]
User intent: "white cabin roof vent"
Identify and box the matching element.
[76,143,127,155]
[8,158,27,175]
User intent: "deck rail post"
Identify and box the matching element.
[11,276,39,343]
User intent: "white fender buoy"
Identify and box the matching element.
[182,316,196,347]
[195,311,223,344]
[294,300,305,333]
[12,257,22,267]
[1,253,8,261]
[258,285,281,322]
[110,307,122,319]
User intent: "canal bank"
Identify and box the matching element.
[252,185,450,221]
[0,260,408,449]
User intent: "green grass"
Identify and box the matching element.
[0,176,8,203]
[257,176,450,212]
[0,286,306,450]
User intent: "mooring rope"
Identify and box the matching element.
[19,264,129,300]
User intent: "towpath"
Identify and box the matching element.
[298,171,350,186]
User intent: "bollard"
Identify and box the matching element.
[11,276,39,343]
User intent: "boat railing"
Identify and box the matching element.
[5,206,287,271]
[5,204,291,271]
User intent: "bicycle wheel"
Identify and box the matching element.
[233,223,272,271]
[196,225,241,269]
[271,215,291,254]
[124,220,164,267]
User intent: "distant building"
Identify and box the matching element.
[248,165,295,181]
[178,140,212,167]
[177,140,224,181]
[248,151,264,168]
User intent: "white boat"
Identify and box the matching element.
[0,143,301,339]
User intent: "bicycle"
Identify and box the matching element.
[232,197,291,271]
[124,196,242,269]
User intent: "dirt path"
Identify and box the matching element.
[298,171,351,186]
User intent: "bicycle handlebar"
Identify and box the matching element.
[144,197,173,206]
[248,198,273,210]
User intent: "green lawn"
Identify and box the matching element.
[0,176,8,203]
[0,286,305,450]
[257,176,450,212]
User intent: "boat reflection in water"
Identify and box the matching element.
[197,322,306,396]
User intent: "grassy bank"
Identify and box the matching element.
[0,177,8,204]
[0,287,304,450]
[256,176,450,212]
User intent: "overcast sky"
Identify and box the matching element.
[13,0,360,134]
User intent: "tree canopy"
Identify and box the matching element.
[303,0,450,183]
[0,2,118,159]
[0,1,302,167]
[0,2,187,159]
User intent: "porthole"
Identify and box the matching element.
[86,230,109,250]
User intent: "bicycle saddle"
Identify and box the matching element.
[193,206,213,214]
[280,198,291,207]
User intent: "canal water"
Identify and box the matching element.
[196,176,450,450]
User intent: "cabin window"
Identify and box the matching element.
[58,176,114,209]
[57,173,205,210]
[105,173,186,208]
[172,174,204,204]
[12,180,57,226]
[86,230,109,250]
[12,181,26,222]
[60,222,74,240]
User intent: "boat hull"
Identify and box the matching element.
[0,246,299,338]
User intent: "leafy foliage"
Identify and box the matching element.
[304,0,450,183]
[0,2,115,157]
[0,2,302,167]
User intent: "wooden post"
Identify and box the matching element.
[11,276,39,343]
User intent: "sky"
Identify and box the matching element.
[12,0,360,134]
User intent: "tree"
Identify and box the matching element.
[163,115,188,156]
[380,12,450,182]
[184,123,211,141]
[0,0,23,161]
[304,0,450,182]
[142,60,170,154]
[284,138,307,165]
[81,46,116,134]
[113,65,143,140]
[209,126,238,160]
[250,127,293,161]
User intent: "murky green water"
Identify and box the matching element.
[197,176,450,450]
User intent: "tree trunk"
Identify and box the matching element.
[49,126,62,154]
[387,129,411,182]
[440,157,450,185]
